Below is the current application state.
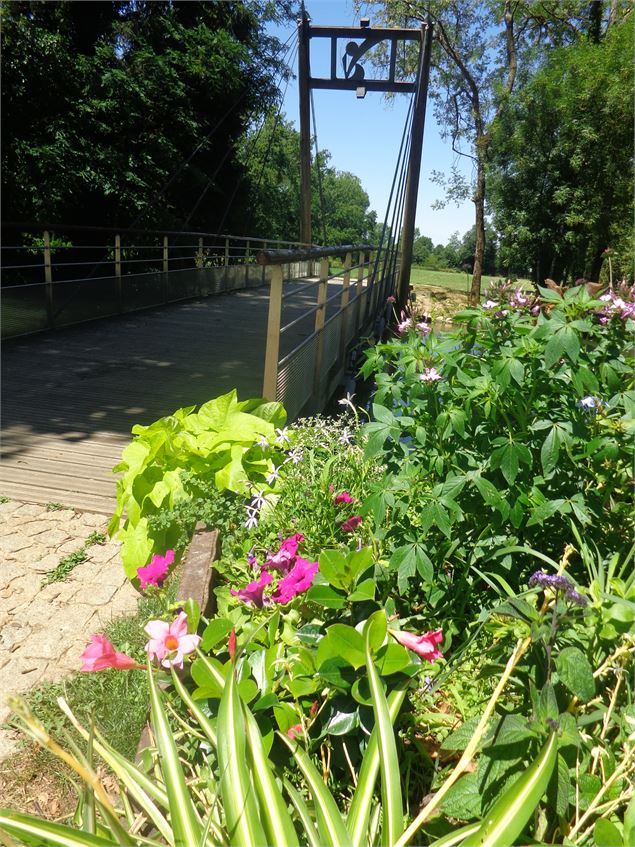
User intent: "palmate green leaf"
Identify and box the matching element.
[217,664,268,847]
[0,810,116,847]
[364,619,403,847]
[147,669,203,847]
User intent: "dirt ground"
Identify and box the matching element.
[412,283,470,322]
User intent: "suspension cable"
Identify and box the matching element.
[310,89,328,246]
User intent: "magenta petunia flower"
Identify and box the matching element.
[231,569,273,607]
[137,549,174,590]
[144,611,201,669]
[265,533,305,572]
[334,490,355,505]
[80,634,143,672]
[390,628,444,662]
[341,515,363,533]
[272,557,319,604]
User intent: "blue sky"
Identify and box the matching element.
[267,0,475,246]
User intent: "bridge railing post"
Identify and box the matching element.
[196,237,203,269]
[224,237,230,289]
[115,234,122,312]
[339,251,352,362]
[43,229,54,329]
[313,257,329,407]
[245,240,250,287]
[263,264,284,401]
[262,242,267,285]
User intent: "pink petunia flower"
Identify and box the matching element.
[390,628,444,662]
[137,550,175,590]
[80,634,144,672]
[231,569,273,607]
[265,533,305,572]
[334,490,355,505]
[272,557,319,605]
[144,611,201,669]
[341,514,363,533]
[420,367,441,383]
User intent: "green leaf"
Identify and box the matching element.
[364,619,403,847]
[201,618,234,651]
[306,583,347,609]
[441,772,482,820]
[555,647,595,701]
[147,668,203,846]
[217,665,267,847]
[594,819,623,847]
[317,625,365,669]
[527,498,568,527]
[375,644,411,676]
[323,707,360,736]
[0,811,117,846]
[348,578,376,602]
[540,426,562,476]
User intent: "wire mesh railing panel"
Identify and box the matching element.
[123,272,166,312]
[1,285,49,338]
[55,277,120,326]
[322,313,342,371]
[276,335,317,422]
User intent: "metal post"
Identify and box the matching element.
[115,234,122,312]
[43,230,54,329]
[298,6,312,248]
[313,257,329,407]
[263,265,284,401]
[224,237,230,289]
[162,235,169,302]
[339,251,352,358]
[397,20,432,308]
[262,242,267,285]
[196,237,203,269]
[245,240,250,287]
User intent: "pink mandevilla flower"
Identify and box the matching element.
[341,514,363,533]
[287,723,303,739]
[144,611,201,669]
[231,570,273,607]
[80,634,143,672]
[137,549,174,590]
[391,628,444,662]
[272,557,319,604]
[334,490,355,505]
[265,533,305,572]
[420,367,441,383]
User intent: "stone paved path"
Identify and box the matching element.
[0,500,137,760]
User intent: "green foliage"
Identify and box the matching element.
[489,12,634,282]
[360,287,634,620]
[1,1,293,230]
[110,390,286,580]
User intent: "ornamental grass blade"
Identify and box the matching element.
[147,667,204,847]
[283,779,321,847]
[428,822,481,847]
[0,811,115,847]
[278,733,353,847]
[347,688,407,847]
[57,698,172,837]
[244,710,298,847]
[171,669,217,748]
[217,664,267,847]
[364,624,403,847]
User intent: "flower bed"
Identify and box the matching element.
[2,282,634,846]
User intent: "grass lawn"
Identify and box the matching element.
[329,262,532,294]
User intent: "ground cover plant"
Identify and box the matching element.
[2,284,633,845]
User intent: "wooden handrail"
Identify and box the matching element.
[256,244,376,265]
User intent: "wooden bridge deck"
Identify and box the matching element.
[1,280,344,513]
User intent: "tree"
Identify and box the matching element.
[1,1,294,231]
[488,12,634,283]
[367,0,630,301]
[412,229,434,264]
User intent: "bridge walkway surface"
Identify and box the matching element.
[1,278,348,514]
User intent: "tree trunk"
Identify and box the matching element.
[469,155,486,305]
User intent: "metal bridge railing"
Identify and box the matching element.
[258,243,398,419]
[1,223,309,339]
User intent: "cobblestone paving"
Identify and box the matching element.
[0,500,138,760]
